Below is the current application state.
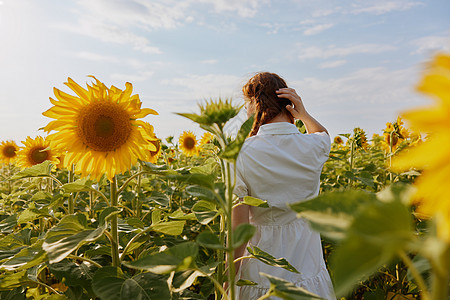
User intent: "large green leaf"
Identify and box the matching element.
[17,206,52,224]
[0,240,46,271]
[331,198,414,297]
[232,224,255,249]
[43,214,107,263]
[92,266,171,300]
[192,200,218,225]
[259,273,323,299]
[247,246,299,273]
[151,220,186,236]
[289,190,376,241]
[48,259,98,287]
[10,161,53,179]
[196,231,225,250]
[62,178,95,193]
[123,242,198,274]
[0,270,28,289]
[0,215,17,234]
[185,185,218,203]
[219,115,254,162]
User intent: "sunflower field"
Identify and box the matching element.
[0,53,449,300]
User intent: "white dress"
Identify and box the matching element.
[233,122,335,300]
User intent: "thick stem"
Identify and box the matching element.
[110,176,120,267]
[389,131,394,183]
[216,215,226,299]
[349,140,355,188]
[225,162,236,300]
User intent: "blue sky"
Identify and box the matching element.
[1,0,449,144]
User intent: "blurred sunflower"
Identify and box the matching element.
[393,53,450,243]
[200,132,214,146]
[0,140,19,164]
[16,136,59,168]
[140,122,161,164]
[43,76,158,181]
[179,131,198,156]
[352,127,368,150]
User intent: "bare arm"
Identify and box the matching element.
[276,88,328,135]
[231,201,250,272]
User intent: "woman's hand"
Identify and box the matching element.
[276,88,308,120]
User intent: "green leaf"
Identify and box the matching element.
[0,270,29,289]
[43,214,107,263]
[260,273,323,299]
[289,190,376,241]
[331,199,414,297]
[236,279,257,286]
[186,185,217,203]
[168,208,197,221]
[242,196,269,208]
[219,115,254,162]
[192,200,218,225]
[232,224,255,249]
[62,178,95,193]
[0,215,17,234]
[10,161,53,179]
[123,242,198,274]
[17,207,52,224]
[48,258,98,287]
[0,240,46,271]
[151,220,185,236]
[98,207,121,226]
[247,246,299,273]
[144,191,170,207]
[171,270,204,292]
[92,266,170,300]
[196,231,225,250]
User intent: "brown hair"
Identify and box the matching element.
[243,72,294,136]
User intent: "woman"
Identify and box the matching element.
[232,72,335,299]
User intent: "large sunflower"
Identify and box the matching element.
[0,140,19,164]
[179,131,198,156]
[393,53,450,243]
[16,136,59,168]
[43,76,158,181]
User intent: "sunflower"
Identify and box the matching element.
[42,76,158,181]
[200,132,214,146]
[0,140,19,164]
[179,131,198,156]
[16,136,59,168]
[352,127,368,150]
[393,53,450,243]
[139,122,161,164]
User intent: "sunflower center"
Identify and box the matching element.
[3,146,17,158]
[77,102,132,152]
[183,137,196,150]
[30,147,49,164]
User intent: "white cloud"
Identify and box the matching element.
[410,35,450,54]
[297,43,396,60]
[160,73,243,99]
[351,1,424,15]
[318,60,347,69]
[196,0,270,17]
[201,59,218,64]
[303,23,334,36]
[76,51,119,63]
[110,71,154,82]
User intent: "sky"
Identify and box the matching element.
[0,0,449,145]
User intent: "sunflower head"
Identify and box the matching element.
[139,122,161,164]
[16,136,59,168]
[42,76,158,181]
[333,136,344,145]
[0,140,19,164]
[200,132,214,146]
[352,127,368,150]
[176,98,241,129]
[179,131,198,156]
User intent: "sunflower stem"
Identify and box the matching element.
[225,161,236,300]
[68,164,75,214]
[349,139,355,188]
[110,176,121,268]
